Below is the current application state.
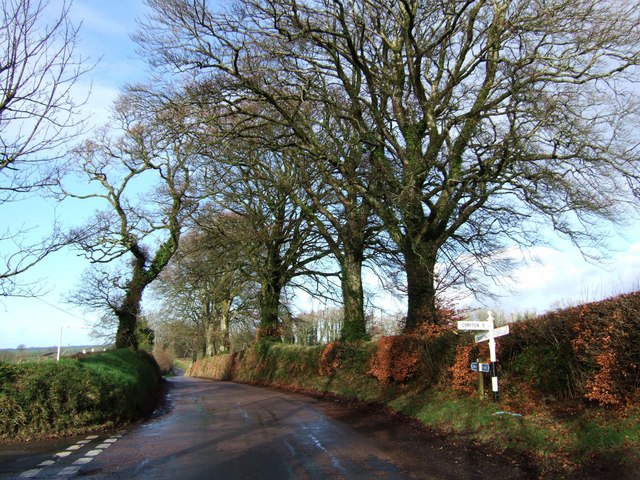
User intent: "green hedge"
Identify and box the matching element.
[188,291,640,408]
[188,340,387,401]
[0,349,161,441]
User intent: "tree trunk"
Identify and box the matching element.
[259,276,283,340]
[205,322,217,356]
[204,300,216,356]
[114,263,146,349]
[115,309,139,349]
[219,299,231,353]
[403,243,438,331]
[115,240,178,349]
[340,252,367,341]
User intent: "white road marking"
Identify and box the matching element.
[19,469,41,478]
[302,425,347,475]
[57,466,80,476]
[21,432,123,479]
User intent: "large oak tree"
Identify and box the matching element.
[141,0,640,330]
[63,88,202,348]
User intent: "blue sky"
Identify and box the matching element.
[1,0,639,349]
[0,0,150,349]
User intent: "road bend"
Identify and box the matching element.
[0,377,532,479]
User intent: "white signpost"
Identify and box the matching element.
[457,320,493,331]
[474,325,509,344]
[457,312,509,402]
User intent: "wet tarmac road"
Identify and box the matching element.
[0,377,533,479]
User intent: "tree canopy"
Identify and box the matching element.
[137,0,640,331]
[63,88,202,348]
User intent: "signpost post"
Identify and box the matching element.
[457,312,509,402]
[487,313,499,402]
[56,324,90,362]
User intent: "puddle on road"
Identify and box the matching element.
[148,380,177,420]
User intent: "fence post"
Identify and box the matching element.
[477,358,484,399]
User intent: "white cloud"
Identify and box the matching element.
[468,240,640,315]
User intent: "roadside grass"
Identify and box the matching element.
[566,407,640,468]
[389,391,567,466]
[0,349,161,442]
[389,389,640,474]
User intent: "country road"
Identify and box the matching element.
[0,377,533,479]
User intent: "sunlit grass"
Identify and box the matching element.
[0,349,161,442]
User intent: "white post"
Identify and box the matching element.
[56,323,90,362]
[487,311,499,402]
[56,324,64,362]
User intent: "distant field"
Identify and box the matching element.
[0,346,111,363]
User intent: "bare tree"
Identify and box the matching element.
[63,87,202,348]
[140,5,385,341]
[1,0,89,295]
[194,91,381,341]
[288,114,384,341]
[1,0,88,186]
[152,314,203,360]
[140,0,640,330]
[0,222,67,296]
[287,307,343,345]
[151,229,259,356]
[197,128,329,341]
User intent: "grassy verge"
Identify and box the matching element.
[390,391,640,474]
[0,349,162,442]
[187,341,640,478]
